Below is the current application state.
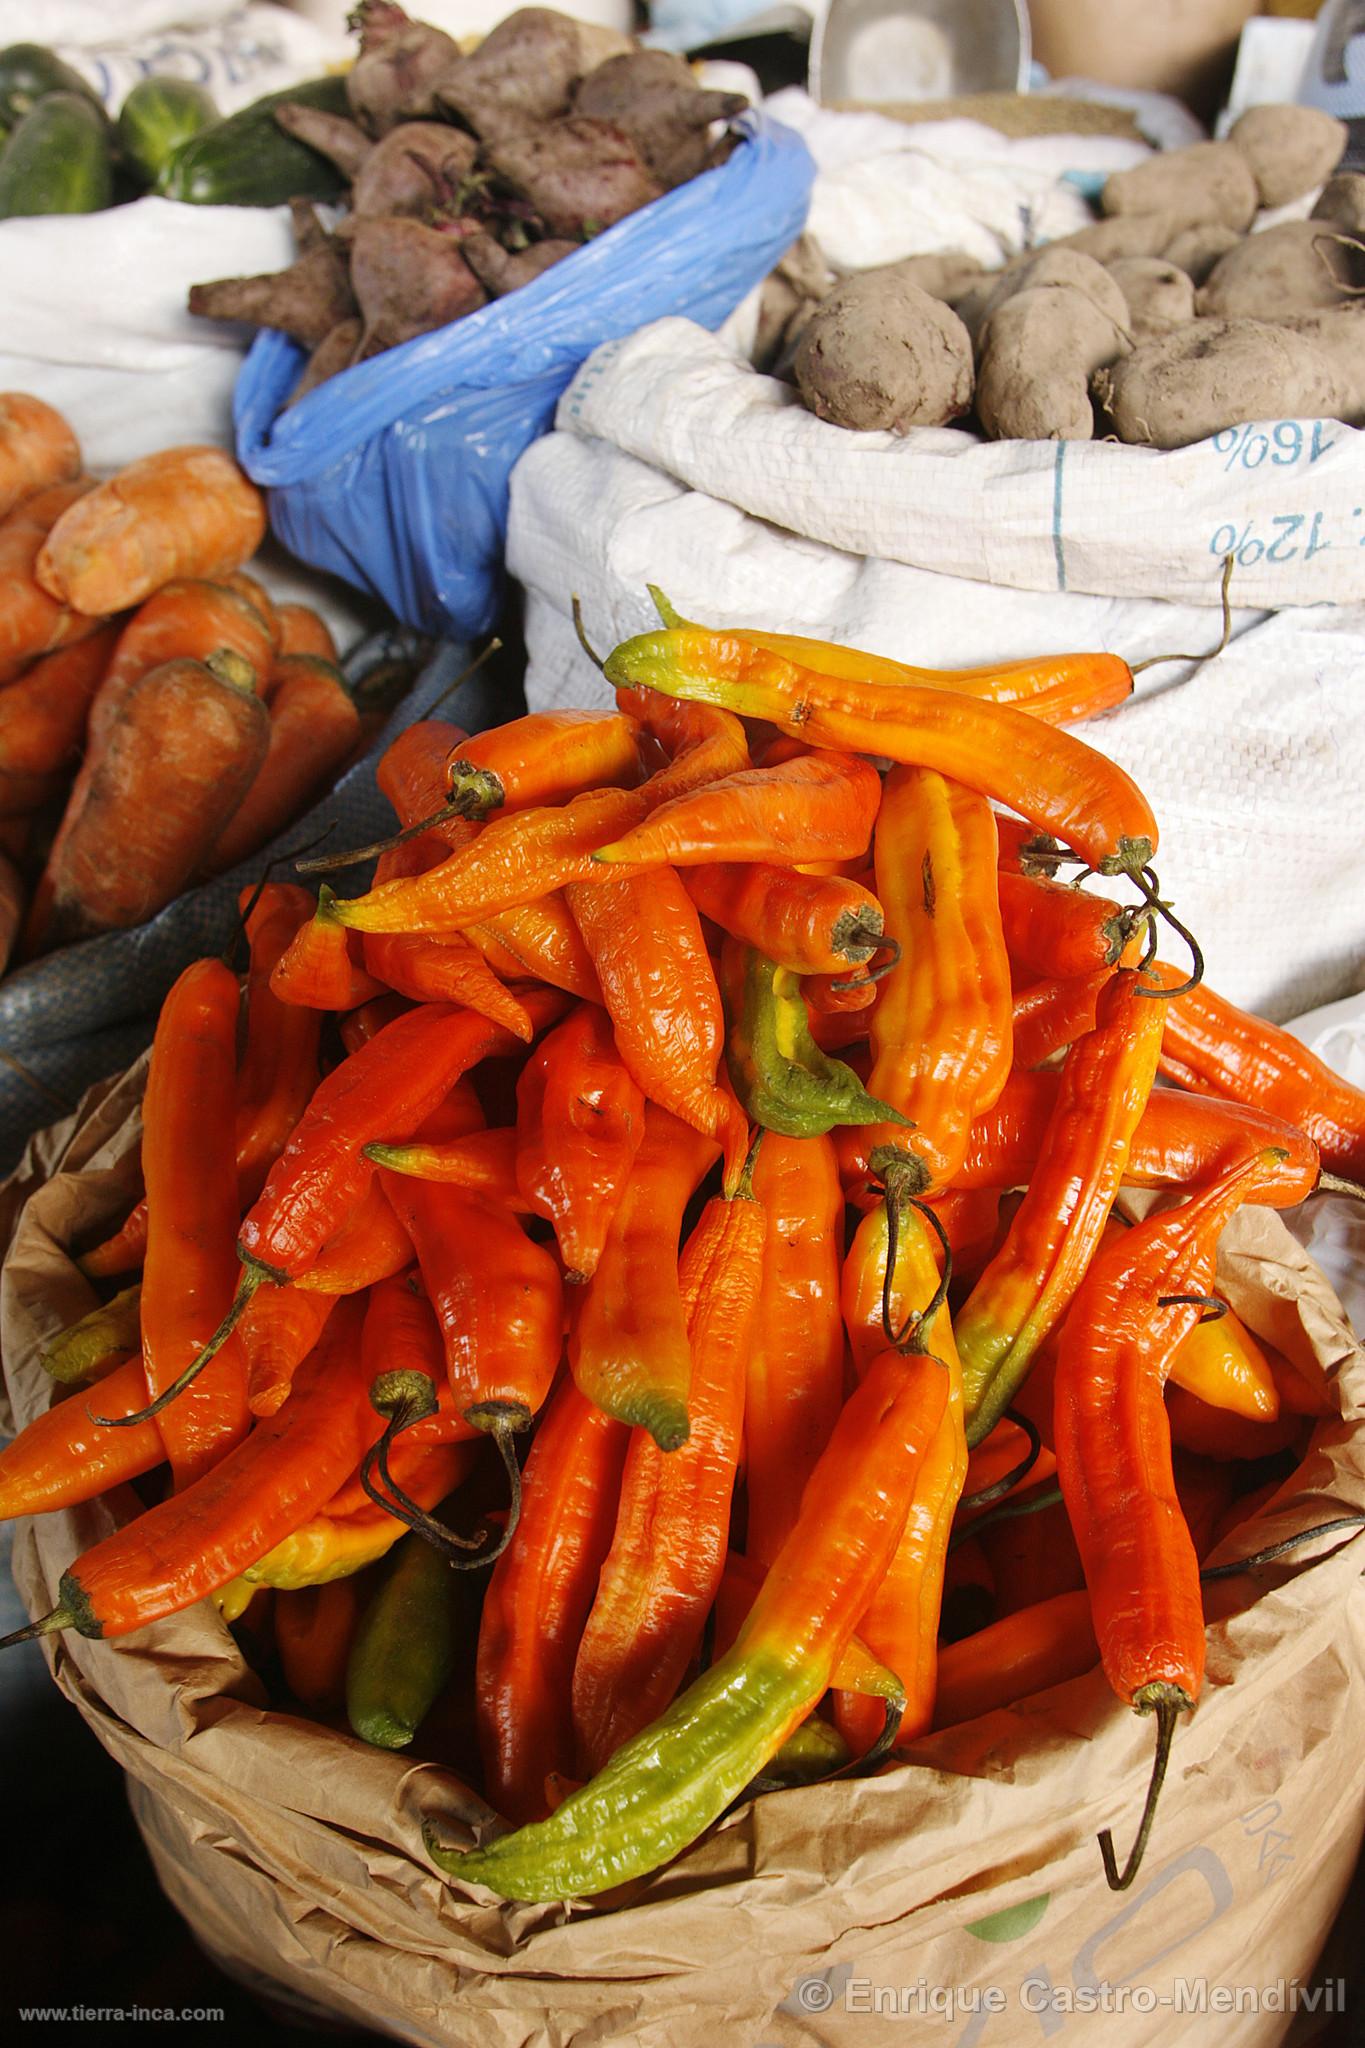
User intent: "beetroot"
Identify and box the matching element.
[460,228,578,295]
[572,50,747,188]
[288,318,363,405]
[188,243,357,350]
[349,215,488,357]
[486,116,664,237]
[346,0,465,135]
[352,120,479,217]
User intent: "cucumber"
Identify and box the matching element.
[118,76,218,191]
[0,43,105,131]
[160,74,353,207]
[0,93,113,217]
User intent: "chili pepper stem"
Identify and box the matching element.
[571,597,606,674]
[1201,1514,1365,1582]
[0,1604,75,1650]
[957,1409,1042,1512]
[1129,556,1234,676]
[359,1371,493,1565]
[90,1262,268,1430]
[951,1481,1063,1550]
[1318,1171,1365,1203]
[1099,1690,1187,1891]
[296,774,500,877]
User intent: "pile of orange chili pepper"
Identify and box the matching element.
[2,597,1361,1906]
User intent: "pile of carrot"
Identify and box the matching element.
[0,390,360,970]
[1,601,1361,1907]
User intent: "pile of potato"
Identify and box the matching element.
[775,105,1365,450]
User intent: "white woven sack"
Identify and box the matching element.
[507,427,1365,1024]
[556,317,1365,612]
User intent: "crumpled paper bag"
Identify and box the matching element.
[3,1075,1364,2048]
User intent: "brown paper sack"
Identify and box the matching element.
[3,1061,1365,2048]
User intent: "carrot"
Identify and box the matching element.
[43,651,270,946]
[217,570,280,647]
[0,394,81,520]
[35,446,267,616]
[91,580,278,746]
[274,603,339,664]
[0,478,102,672]
[208,655,361,875]
[0,623,120,818]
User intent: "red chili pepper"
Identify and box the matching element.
[139,957,251,1486]
[998,870,1150,982]
[0,1356,163,1519]
[270,893,387,1011]
[476,1379,629,1823]
[955,1066,1322,1204]
[572,1163,765,1772]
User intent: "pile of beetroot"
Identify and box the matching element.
[188,3,749,399]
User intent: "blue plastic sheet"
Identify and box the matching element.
[233,112,814,642]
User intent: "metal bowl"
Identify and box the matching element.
[809,0,1031,106]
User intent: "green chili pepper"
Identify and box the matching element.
[346,1528,456,1750]
[42,1283,142,1385]
[722,941,909,1139]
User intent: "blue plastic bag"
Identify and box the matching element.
[233,112,814,643]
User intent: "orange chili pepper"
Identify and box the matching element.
[513,1001,646,1281]
[276,1577,362,1712]
[1009,967,1115,1071]
[270,895,387,1011]
[834,1193,966,1752]
[328,702,748,935]
[977,1485,1085,1617]
[1167,1304,1280,1422]
[744,1133,846,1570]
[954,970,1167,1446]
[1054,1146,1290,1887]
[572,1164,765,1773]
[567,1104,717,1451]
[1165,1385,1304,1463]
[465,895,602,1003]
[82,882,320,1280]
[367,1126,530,1210]
[378,1170,563,1515]
[477,1379,630,1823]
[932,1590,1098,1730]
[998,870,1150,982]
[590,750,882,871]
[567,867,748,1186]
[337,993,410,1053]
[10,1296,375,1644]
[443,708,643,816]
[649,598,1133,727]
[362,833,533,1040]
[955,1066,1322,1203]
[240,1285,335,1419]
[602,630,1158,876]
[854,766,1014,1195]
[0,1356,161,1519]
[682,861,885,976]
[139,957,251,1487]
[376,719,473,851]
[1154,971,1365,1181]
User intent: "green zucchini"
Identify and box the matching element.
[118,75,218,190]
[0,93,113,217]
[160,73,352,207]
[0,43,105,130]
